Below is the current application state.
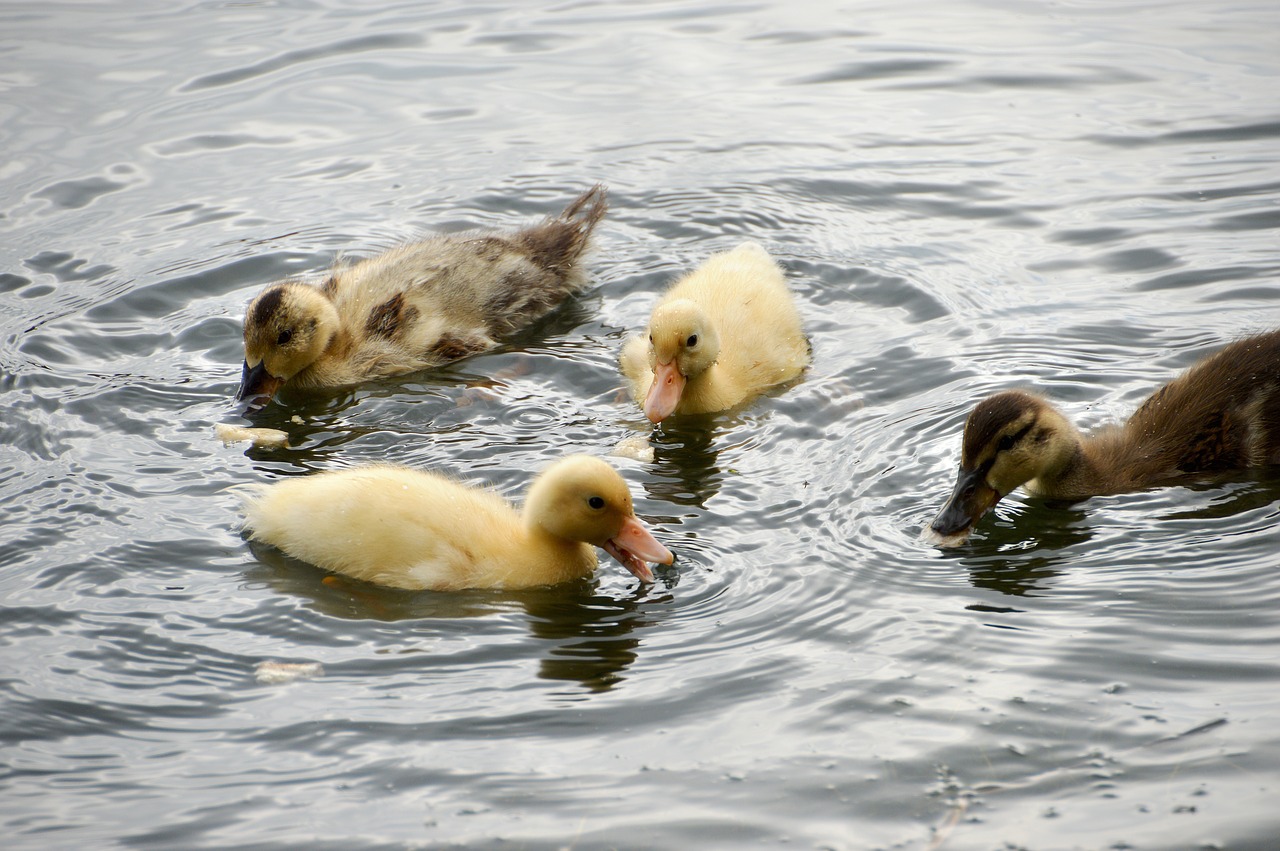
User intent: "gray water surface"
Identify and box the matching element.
[3,1,1280,848]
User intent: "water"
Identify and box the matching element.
[3,0,1279,847]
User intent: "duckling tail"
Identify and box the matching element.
[558,183,608,231]
[516,184,608,276]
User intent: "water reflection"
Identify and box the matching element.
[945,501,1094,596]
[644,417,725,507]
[946,476,1280,597]
[523,586,671,693]
[1160,475,1280,522]
[243,542,666,692]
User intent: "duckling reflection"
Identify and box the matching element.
[946,501,1093,596]
[242,548,670,692]
[928,329,1280,546]
[238,185,607,408]
[521,584,670,693]
[640,415,726,508]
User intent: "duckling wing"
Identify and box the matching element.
[684,243,810,393]
[619,333,653,404]
[328,186,606,368]
[1122,329,1280,476]
[240,467,520,591]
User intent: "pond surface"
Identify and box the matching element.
[3,1,1279,848]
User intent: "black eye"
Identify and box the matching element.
[588,496,605,510]
[648,334,654,344]
[997,434,1016,452]
[686,334,698,347]
[276,329,293,346]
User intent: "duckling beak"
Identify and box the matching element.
[602,515,674,583]
[237,359,283,404]
[643,360,685,423]
[929,466,1001,545]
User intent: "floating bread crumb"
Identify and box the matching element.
[254,661,324,684]
[215,423,290,449]
[919,526,970,549]
[611,434,655,463]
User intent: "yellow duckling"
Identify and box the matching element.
[929,329,1280,546]
[238,185,607,405]
[620,241,810,423]
[239,455,674,590]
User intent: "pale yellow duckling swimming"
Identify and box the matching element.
[238,185,607,405]
[239,455,674,590]
[620,241,810,423]
[929,329,1280,546]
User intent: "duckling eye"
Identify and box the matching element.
[588,496,605,510]
[276,329,294,346]
[686,334,698,347]
[648,334,654,344]
[997,434,1016,452]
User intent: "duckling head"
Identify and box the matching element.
[929,390,1078,545]
[238,283,340,404]
[642,298,720,423]
[525,455,673,582]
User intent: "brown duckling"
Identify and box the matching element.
[238,185,607,405]
[929,329,1280,545]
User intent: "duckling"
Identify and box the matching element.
[237,185,608,405]
[929,329,1280,545]
[239,455,674,590]
[620,241,810,423]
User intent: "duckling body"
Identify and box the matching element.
[238,185,608,404]
[239,455,673,590]
[620,242,809,422]
[930,329,1280,544]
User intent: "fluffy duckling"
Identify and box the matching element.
[620,242,810,423]
[929,329,1280,546]
[239,455,674,590]
[238,185,608,405]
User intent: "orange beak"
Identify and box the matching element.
[602,515,674,583]
[642,360,685,423]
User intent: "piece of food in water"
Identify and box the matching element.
[215,423,290,449]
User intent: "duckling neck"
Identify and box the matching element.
[1027,431,1115,499]
[324,322,355,356]
[292,327,356,388]
[524,524,598,584]
[682,362,729,411]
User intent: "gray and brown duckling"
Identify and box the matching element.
[237,184,608,405]
[928,329,1280,546]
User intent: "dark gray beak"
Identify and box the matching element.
[236,360,282,403]
[930,466,1001,538]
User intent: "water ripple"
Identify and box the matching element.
[3,0,1280,847]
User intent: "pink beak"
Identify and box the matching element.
[602,515,674,583]
[643,360,685,423]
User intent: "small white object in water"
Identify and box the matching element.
[215,423,290,449]
[611,434,655,463]
[919,525,970,548]
[254,661,324,684]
